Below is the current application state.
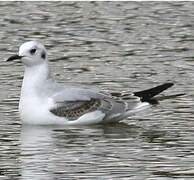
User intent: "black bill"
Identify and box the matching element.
[6,54,22,61]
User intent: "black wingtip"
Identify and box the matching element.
[134,82,174,102]
[162,82,174,88]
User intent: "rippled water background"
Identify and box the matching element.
[0,1,194,179]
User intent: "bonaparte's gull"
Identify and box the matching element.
[7,41,179,125]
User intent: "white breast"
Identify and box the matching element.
[19,96,68,125]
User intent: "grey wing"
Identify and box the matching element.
[49,87,110,120]
[49,88,141,121]
[50,98,109,120]
[51,87,107,102]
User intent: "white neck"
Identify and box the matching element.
[21,61,50,96]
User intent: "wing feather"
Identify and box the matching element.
[50,99,102,120]
[49,88,141,121]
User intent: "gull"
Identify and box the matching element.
[7,41,180,125]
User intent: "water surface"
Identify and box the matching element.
[0,2,194,179]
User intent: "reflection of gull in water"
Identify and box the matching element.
[21,126,54,180]
[20,124,138,179]
[7,41,180,125]
[20,124,169,179]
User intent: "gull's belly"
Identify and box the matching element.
[19,97,67,125]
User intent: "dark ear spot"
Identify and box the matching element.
[41,51,46,59]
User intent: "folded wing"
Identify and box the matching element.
[49,87,141,121]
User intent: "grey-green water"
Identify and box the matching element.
[0,2,194,179]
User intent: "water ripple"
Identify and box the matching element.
[0,1,194,179]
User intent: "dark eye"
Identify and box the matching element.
[30,48,36,55]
